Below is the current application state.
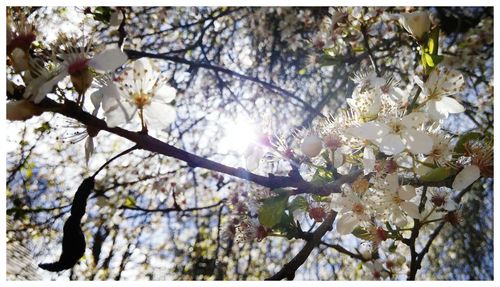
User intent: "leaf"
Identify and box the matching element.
[258,194,289,228]
[427,27,440,56]
[273,211,297,238]
[420,167,454,182]
[298,68,306,75]
[454,132,482,154]
[352,226,371,240]
[320,54,341,67]
[93,7,112,23]
[35,121,51,134]
[424,53,435,67]
[124,196,136,207]
[289,196,309,212]
[388,242,397,253]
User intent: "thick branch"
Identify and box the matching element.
[37,98,360,194]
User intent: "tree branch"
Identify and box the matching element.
[37,98,361,195]
[124,49,323,117]
[266,211,337,280]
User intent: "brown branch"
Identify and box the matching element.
[120,199,225,214]
[406,185,473,280]
[319,241,368,262]
[36,98,361,195]
[266,211,337,280]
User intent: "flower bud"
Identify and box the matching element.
[10,48,29,73]
[399,11,431,41]
[300,135,323,158]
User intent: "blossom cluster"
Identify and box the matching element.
[229,10,492,280]
[7,9,177,163]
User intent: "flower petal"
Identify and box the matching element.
[336,213,358,235]
[347,122,389,141]
[85,137,94,165]
[403,128,433,154]
[362,146,376,174]
[452,165,481,191]
[385,173,399,192]
[89,48,128,72]
[154,85,176,103]
[34,71,68,103]
[435,96,465,114]
[245,146,263,171]
[379,134,405,155]
[436,69,464,97]
[400,201,421,219]
[144,101,176,129]
[401,112,427,128]
[399,185,416,200]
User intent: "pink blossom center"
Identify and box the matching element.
[68,58,90,75]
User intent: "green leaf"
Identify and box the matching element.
[420,167,454,182]
[352,226,371,240]
[424,53,435,67]
[289,196,309,212]
[310,167,334,186]
[273,211,297,238]
[454,132,482,153]
[124,196,136,207]
[388,242,397,253]
[298,68,306,75]
[93,7,112,23]
[427,27,440,56]
[35,122,51,134]
[258,194,289,228]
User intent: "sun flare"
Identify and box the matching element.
[218,116,258,154]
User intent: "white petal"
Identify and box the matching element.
[452,165,481,191]
[245,146,263,171]
[385,173,399,192]
[34,71,68,103]
[133,58,156,91]
[391,208,409,228]
[403,129,433,154]
[413,75,429,98]
[154,85,176,103]
[399,185,416,200]
[435,96,465,114]
[426,99,447,120]
[400,201,421,219]
[379,134,405,155]
[336,213,358,235]
[425,69,440,93]
[436,69,464,97]
[144,102,176,129]
[401,112,427,128]
[104,101,135,127]
[362,147,375,174]
[444,200,459,211]
[90,90,103,113]
[347,122,389,141]
[85,137,94,165]
[89,48,128,72]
